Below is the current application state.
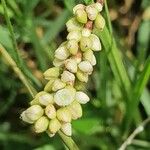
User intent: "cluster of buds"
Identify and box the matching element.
[20,1,105,137]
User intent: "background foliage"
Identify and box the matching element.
[0,0,150,149]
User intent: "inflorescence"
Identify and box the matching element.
[21,1,105,137]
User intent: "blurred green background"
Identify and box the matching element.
[0,0,150,149]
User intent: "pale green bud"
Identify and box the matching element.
[66,17,83,32]
[86,4,98,21]
[57,107,72,123]
[61,123,72,136]
[65,59,78,73]
[90,34,101,51]
[67,40,78,55]
[34,91,54,106]
[80,37,92,52]
[48,118,61,134]
[53,58,64,67]
[78,61,93,74]
[54,87,75,106]
[44,79,55,92]
[30,98,39,106]
[73,4,85,14]
[45,104,56,119]
[82,28,91,37]
[43,67,60,80]
[67,101,82,120]
[52,79,66,91]
[95,2,103,12]
[61,71,75,85]
[24,105,44,122]
[74,80,85,91]
[71,51,82,64]
[75,9,88,24]
[55,46,70,60]
[20,111,34,124]
[83,50,96,66]
[75,91,90,104]
[76,70,88,83]
[95,14,105,31]
[34,116,49,133]
[67,30,81,42]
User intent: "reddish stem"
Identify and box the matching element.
[85,21,93,30]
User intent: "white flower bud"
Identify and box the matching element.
[34,116,49,133]
[76,70,88,83]
[75,91,90,104]
[45,104,56,119]
[83,50,96,66]
[20,111,34,124]
[82,28,91,37]
[54,87,75,106]
[55,46,70,60]
[24,105,44,122]
[67,30,81,42]
[75,9,88,24]
[44,79,55,92]
[61,123,72,136]
[47,131,55,137]
[86,5,98,20]
[67,40,78,55]
[66,17,83,32]
[48,118,61,134]
[95,2,103,12]
[80,37,92,52]
[65,59,78,73]
[90,34,101,51]
[95,14,105,31]
[78,61,93,74]
[57,107,72,123]
[67,101,82,120]
[73,4,85,14]
[43,67,60,80]
[61,71,75,85]
[52,79,66,91]
[71,51,82,64]
[53,58,64,67]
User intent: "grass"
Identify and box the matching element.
[0,0,150,149]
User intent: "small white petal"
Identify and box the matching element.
[65,59,78,73]
[73,4,85,14]
[78,61,93,74]
[75,91,90,104]
[61,71,75,84]
[61,123,72,136]
[82,28,91,37]
[67,30,81,42]
[90,34,101,51]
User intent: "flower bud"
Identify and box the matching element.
[94,14,105,31]
[82,28,91,37]
[52,79,66,91]
[71,51,82,64]
[48,118,61,134]
[75,91,90,104]
[65,59,78,73]
[67,30,81,42]
[66,17,83,32]
[76,70,88,83]
[86,5,98,20]
[67,40,78,55]
[44,79,55,92]
[83,50,96,66]
[55,46,70,60]
[43,67,60,80]
[67,101,82,120]
[74,80,85,91]
[34,116,49,133]
[20,111,34,124]
[80,37,92,52]
[53,58,64,67]
[90,34,101,51]
[45,104,56,119]
[57,107,72,123]
[61,71,75,85]
[73,4,85,14]
[34,91,54,106]
[61,123,72,136]
[54,87,75,106]
[24,105,44,122]
[47,131,55,137]
[95,2,103,12]
[78,61,93,74]
[75,9,88,24]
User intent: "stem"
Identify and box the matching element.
[0,43,79,150]
[119,117,150,150]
